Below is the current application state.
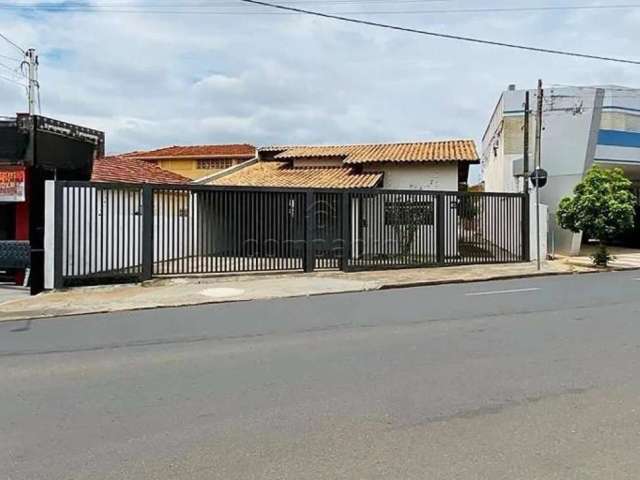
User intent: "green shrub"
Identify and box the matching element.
[557,166,636,267]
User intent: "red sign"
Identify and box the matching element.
[0,166,26,202]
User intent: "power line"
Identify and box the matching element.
[3,2,640,15]
[0,72,26,87]
[0,31,25,54]
[0,61,21,75]
[239,0,640,65]
[0,52,21,62]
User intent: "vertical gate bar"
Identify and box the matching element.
[522,193,530,262]
[53,182,65,289]
[169,190,174,275]
[81,186,86,276]
[436,193,445,266]
[89,186,94,275]
[232,191,237,272]
[125,188,130,274]
[281,194,286,271]
[304,190,315,273]
[240,191,245,272]
[204,191,209,273]
[206,191,211,273]
[183,191,188,274]
[268,193,273,271]
[224,191,229,273]
[252,190,257,271]
[160,189,165,275]
[113,188,118,272]
[118,189,123,272]
[141,185,153,281]
[340,191,350,271]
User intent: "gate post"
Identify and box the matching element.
[303,190,316,273]
[339,191,351,272]
[52,181,65,289]
[141,185,154,281]
[522,193,530,261]
[436,193,445,265]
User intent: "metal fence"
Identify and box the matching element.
[49,182,528,288]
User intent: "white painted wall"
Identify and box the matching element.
[482,85,600,254]
[363,163,459,191]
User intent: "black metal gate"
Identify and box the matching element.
[50,182,528,288]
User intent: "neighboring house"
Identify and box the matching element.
[122,144,256,180]
[483,84,640,253]
[202,140,479,191]
[92,155,190,184]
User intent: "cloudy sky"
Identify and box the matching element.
[1,0,639,174]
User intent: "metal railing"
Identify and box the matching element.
[50,182,528,287]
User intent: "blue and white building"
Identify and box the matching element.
[483,84,640,255]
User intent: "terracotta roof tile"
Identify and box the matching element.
[92,156,190,184]
[274,140,478,164]
[125,144,256,159]
[209,162,382,189]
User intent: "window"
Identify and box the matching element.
[384,201,434,226]
[197,158,234,170]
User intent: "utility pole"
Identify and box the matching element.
[24,48,39,115]
[534,79,544,271]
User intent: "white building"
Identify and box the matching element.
[483,84,640,254]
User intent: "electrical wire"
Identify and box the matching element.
[0,52,21,62]
[0,31,25,54]
[3,2,640,15]
[239,0,640,65]
[0,72,26,87]
[0,61,21,76]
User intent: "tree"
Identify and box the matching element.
[557,166,636,266]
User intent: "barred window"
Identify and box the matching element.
[197,158,234,170]
[384,201,434,226]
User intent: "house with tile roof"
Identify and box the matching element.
[198,140,479,191]
[92,155,191,184]
[123,144,256,180]
[193,140,479,264]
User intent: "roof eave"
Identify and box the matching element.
[128,153,256,161]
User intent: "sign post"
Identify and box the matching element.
[530,167,548,270]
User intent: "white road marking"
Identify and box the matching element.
[465,288,541,297]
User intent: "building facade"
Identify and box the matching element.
[124,144,256,180]
[0,114,103,293]
[205,141,478,191]
[483,84,640,254]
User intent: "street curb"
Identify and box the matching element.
[376,264,640,290]
[1,264,638,324]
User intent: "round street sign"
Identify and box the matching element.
[530,168,548,188]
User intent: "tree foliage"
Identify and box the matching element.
[557,166,636,244]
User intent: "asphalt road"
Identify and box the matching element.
[2,270,640,479]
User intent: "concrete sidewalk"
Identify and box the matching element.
[562,246,640,270]
[0,260,600,322]
[0,283,29,305]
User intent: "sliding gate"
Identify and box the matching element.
[48,182,528,288]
